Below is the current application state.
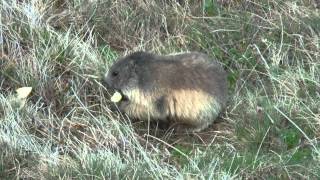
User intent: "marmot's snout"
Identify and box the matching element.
[103,72,131,105]
[102,73,110,88]
[103,70,115,87]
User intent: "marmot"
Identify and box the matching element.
[103,51,228,132]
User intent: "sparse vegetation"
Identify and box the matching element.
[0,0,319,179]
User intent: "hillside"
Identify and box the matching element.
[1,0,320,179]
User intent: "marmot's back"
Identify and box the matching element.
[104,51,228,132]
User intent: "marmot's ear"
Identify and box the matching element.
[127,58,138,72]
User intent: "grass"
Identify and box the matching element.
[1,0,320,179]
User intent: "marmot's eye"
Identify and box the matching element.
[112,71,119,77]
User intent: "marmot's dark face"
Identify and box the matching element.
[103,57,138,94]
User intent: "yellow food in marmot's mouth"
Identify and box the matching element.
[111,91,122,102]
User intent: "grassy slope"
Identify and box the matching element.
[1,0,319,179]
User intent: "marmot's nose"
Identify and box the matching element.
[101,73,110,87]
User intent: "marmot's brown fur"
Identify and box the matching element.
[103,51,228,132]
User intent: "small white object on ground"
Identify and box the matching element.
[16,87,33,99]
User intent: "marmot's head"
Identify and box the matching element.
[103,51,154,95]
[104,57,137,94]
